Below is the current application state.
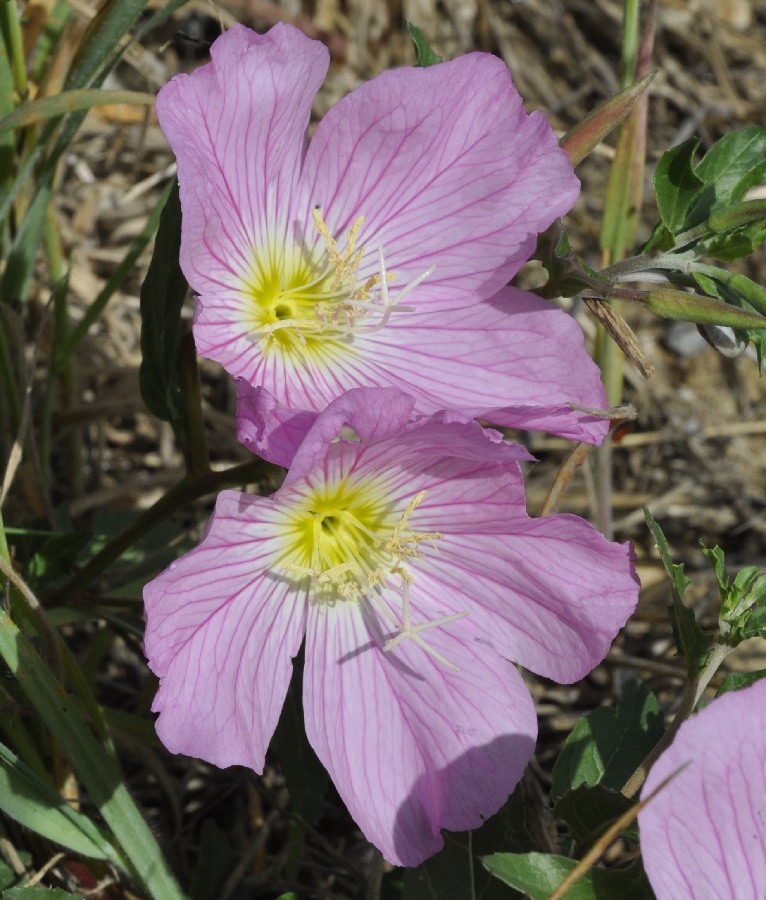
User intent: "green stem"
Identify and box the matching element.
[619,0,640,89]
[0,0,27,98]
[622,641,731,798]
[55,459,281,604]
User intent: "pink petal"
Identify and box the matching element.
[354,287,609,443]
[416,518,638,683]
[156,24,329,295]
[303,600,537,866]
[283,387,416,484]
[236,380,318,467]
[639,680,766,900]
[143,490,306,770]
[297,54,578,310]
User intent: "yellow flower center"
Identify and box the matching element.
[280,479,440,601]
[241,212,431,356]
[278,476,469,670]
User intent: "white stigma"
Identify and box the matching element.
[380,580,469,672]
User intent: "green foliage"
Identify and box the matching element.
[139,181,189,426]
[0,741,120,862]
[644,508,713,673]
[404,786,530,899]
[629,127,766,350]
[57,178,176,374]
[653,138,705,236]
[25,531,91,589]
[552,679,663,801]
[534,221,612,299]
[0,609,187,899]
[272,679,329,827]
[3,889,78,899]
[550,679,662,845]
[0,853,29,893]
[406,23,443,66]
[482,854,651,899]
[701,543,766,645]
[647,127,766,252]
[553,785,636,846]
[691,269,766,368]
[190,820,249,900]
[0,89,155,134]
[716,668,766,697]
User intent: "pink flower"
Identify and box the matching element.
[639,679,766,899]
[144,388,639,866]
[155,23,609,453]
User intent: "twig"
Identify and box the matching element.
[547,764,686,900]
[22,852,66,888]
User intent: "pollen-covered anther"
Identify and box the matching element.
[309,210,431,338]
[382,581,469,672]
[283,560,363,598]
[312,209,366,289]
[385,490,443,563]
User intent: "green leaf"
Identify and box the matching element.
[653,138,704,234]
[64,0,150,92]
[0,183,51,303]
[26,531,92,589]
[551,678,663,802]
[698,217,766,262]
[482,854,651,900]
[272,679,328,827]
[644,508,713,672]
[716,668,766,697]
[0,5,15,198]
[404,787,530,900]
[0,608,188,900]
[0,740,121,862]
[553,784,636,847]
[406,22,442,66]
[738,605,766,640]
[190,820,248,900]
[139,181,189,424]
[3,889,78,899]
[700,543,730,598]
[0,0,152,257]
[0,89,154,134]
[690,126,766,217]
[0,852,29,892]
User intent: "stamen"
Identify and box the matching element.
[381,581,469,671]
[312,209,366,289]
[283,560,362,598]
[385,490,443,563]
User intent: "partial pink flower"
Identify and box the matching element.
[639,679,766,899]
[144,388,639,866]
[156,24,609,448]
